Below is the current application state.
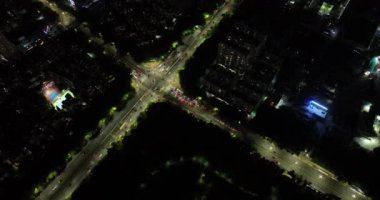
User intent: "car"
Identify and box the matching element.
[52,185,58,191]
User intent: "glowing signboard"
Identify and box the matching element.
[306,100,328,118]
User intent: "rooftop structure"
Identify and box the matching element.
[369,56,380,72]
[318,2,334,16]
[373,115,380,135]
[0,32,20,60]
[41,81,74,110]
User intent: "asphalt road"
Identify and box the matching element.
[36,1,237,200]
[166,97,370,200]
[36,0,370,199]
[36,88,156,200]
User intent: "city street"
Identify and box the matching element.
[36,0,371,200]
[168,97,370,200]
[36,1,237,199]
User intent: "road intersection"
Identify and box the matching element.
[36,1,370,200]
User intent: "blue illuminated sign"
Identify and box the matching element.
[307,100,328,118]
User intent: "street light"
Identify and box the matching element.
[318,175,323,179]
[352,194,356,199]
